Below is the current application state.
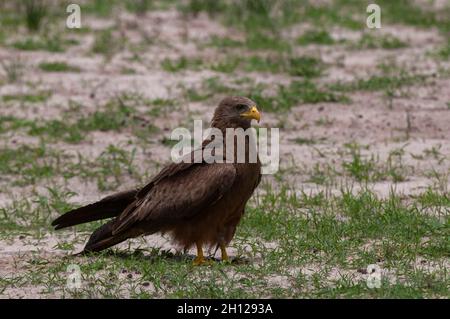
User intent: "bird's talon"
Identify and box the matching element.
[192,257,204,266]
[220,244,230,264]
[193,257,213,266]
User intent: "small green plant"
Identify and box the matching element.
[243,56,324,77]
[38,62,81,72]
[92,29,117,57]
[251,80,348,112]
[0,58,25,82]
[315,117,334,127]
[145,98,177,117]
[375,0,450,33]
[354,33,407,50]
[161,57,204,72]
[2,92,50,103]
[12,36,65,52]
[244,33,292,51]
[342,145,377,182]
[94,145,138,191]
[437,41,450,59]
[208,36,243,48]
[22,0,47,31]
[84,0,115,16]
[125,0,153,14]
[181,0,226,16]
[329,73,427,92]
[160,136,179,147]
[288,56,324,77]
[415,188,450,208]
[307,163,336,185]
[297,30,335,45]
[210,57,241,73]
[292,137,317,145]
[23,94,160,143]
[0,144,60,186]
[341,144,409,182]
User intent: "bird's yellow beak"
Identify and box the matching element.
[240,106,261,123]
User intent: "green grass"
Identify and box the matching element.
[165,55,324,77]
[1,186,448,298]
[182,0,361,33]
[297,30,335,45]
[260,80,349,112]
[0,142,142,191]
[0,9,22,31]
[0,144,62,186]
[245,56,324,77]
[375,0,450,36]
[125,0,153,14]
[83,0,117,17]
[0,187,77,233]
[208,34,291,52]
[341,144,409,183]
[353,33,408,50]
[415,188,450,210]
[2,92,50,103]
[0,58,25,83]
[302,144,413,185]
[329,73,428,92]
[299,2,361,30]
[437,41,450,60]
[28,99,150,143]
[292,137,323,145]
[208,36,245,49]
[161,57,204,72]
[0,93,160,143]
[189,0,450,54]
[92,29,118,57]
[38,62,81,73]
[12,36,64,52]
[22,0,48,32]
[244,33,292,52]
[146,98,177,116]
[183,76,348,111]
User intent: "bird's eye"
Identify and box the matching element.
[236,104,247,111]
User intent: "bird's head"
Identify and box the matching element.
[211,96,261,130]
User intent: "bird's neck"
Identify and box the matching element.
[211,118,251,132]
[204,125,258,164]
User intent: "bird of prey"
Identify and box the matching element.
[52,96,262,265]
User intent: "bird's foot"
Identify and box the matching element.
[220,255,232,264]
[192,256,213,266]
[220,244,231,264]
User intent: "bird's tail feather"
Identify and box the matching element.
[83,220,131,253]
[51,189,137,230]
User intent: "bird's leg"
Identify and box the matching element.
[220,243,229,262]
[193,242,207,265]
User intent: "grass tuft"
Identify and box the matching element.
[38,62,81,73]
[22,0,47,32]
[298,30,335,45]
[353,33,408,50]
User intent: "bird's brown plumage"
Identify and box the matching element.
[52,96,261,262]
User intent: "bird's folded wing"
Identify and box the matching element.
[111,163,236,235]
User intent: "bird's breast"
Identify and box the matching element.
[233,161,261,193]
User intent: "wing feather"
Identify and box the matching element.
[112,163,236,235]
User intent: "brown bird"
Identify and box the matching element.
[52,96,262,265]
